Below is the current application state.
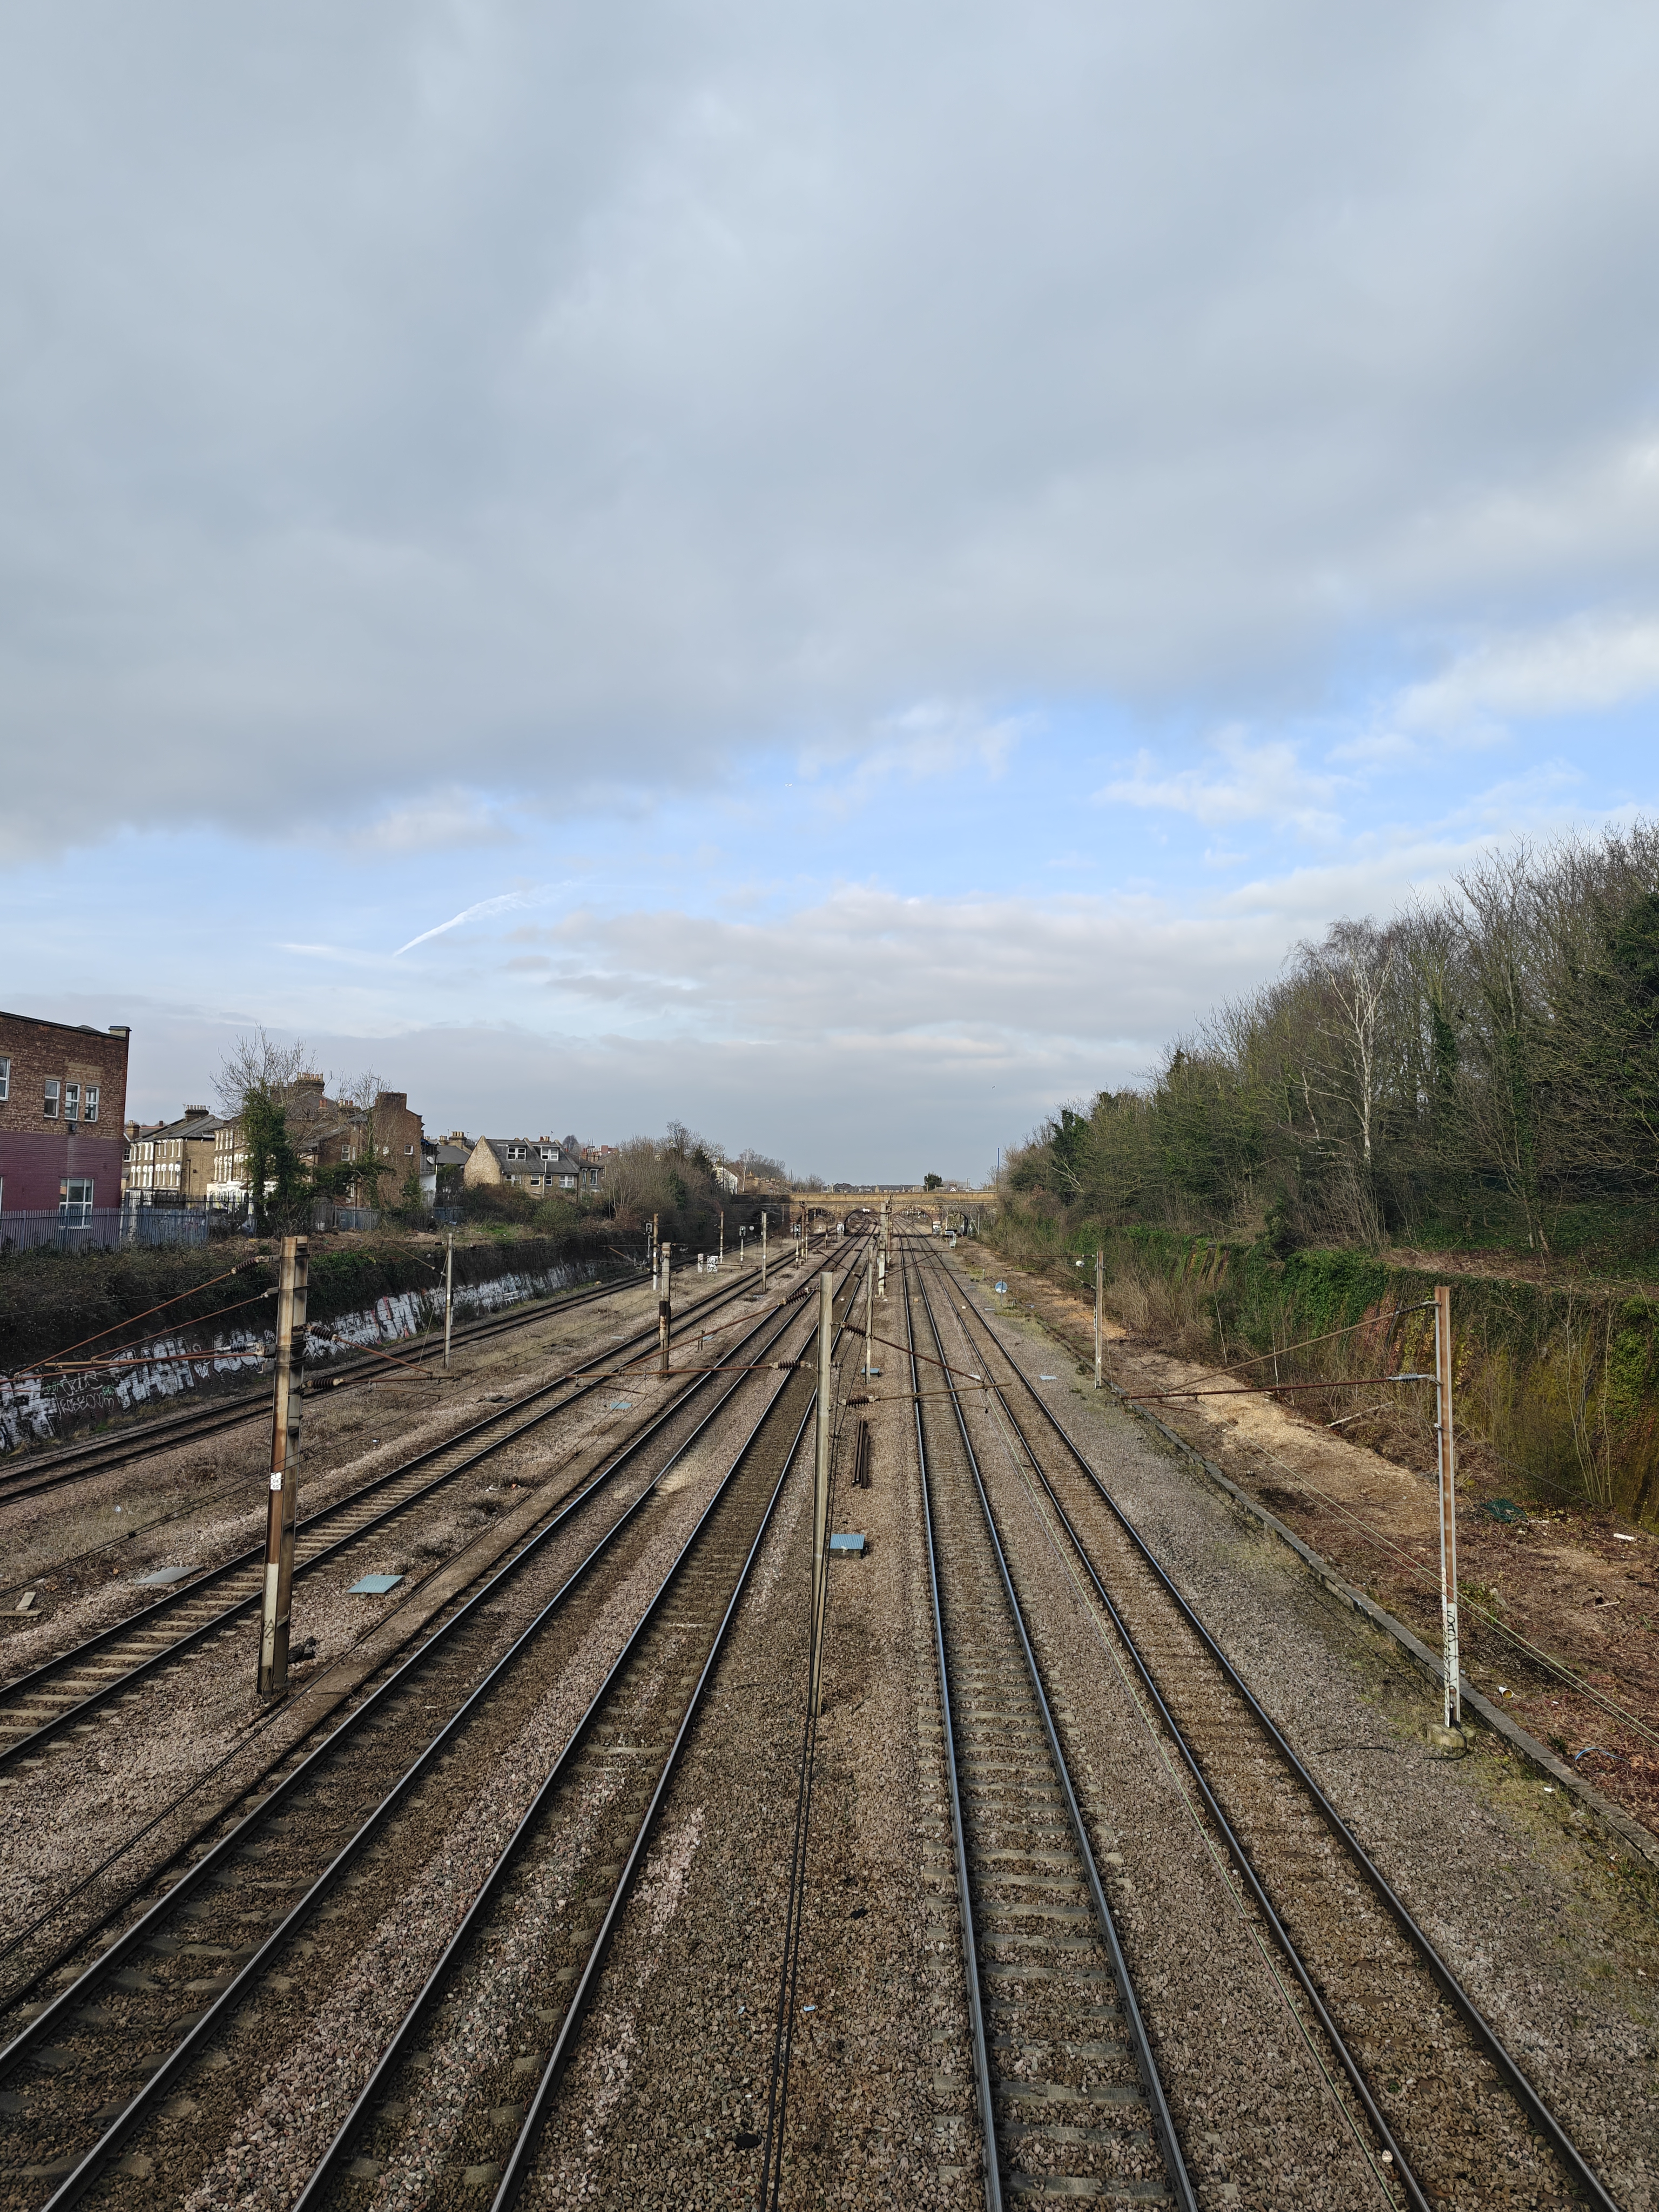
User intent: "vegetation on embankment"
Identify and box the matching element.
[990,824,1659,1523]
[0,1223,631,1378]
[987,1213,1659,1524]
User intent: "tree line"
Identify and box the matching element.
[1008,824,1659,1263]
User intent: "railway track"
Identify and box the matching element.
[0,1252,810,1775]
[920,1241,1617,2212]
[905,1250,1192,2209]
[0,1256,671,1510]
[0,1250,867,2211]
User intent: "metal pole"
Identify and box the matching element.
[865,1237,875,1377]
[443,1231,454,1371]
[658,1244,672,1378]
[1434,1284,1461,1729]
[810,1268,838,1717]
[761,1210,767,1288]
[258,1234,308,1698]
[719,1210,724,1268]
[1095,1248,1103,1392]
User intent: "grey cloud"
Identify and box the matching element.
[7,2,1659,852]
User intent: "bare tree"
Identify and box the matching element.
[213,1028,312,1119]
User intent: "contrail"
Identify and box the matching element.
[394,887,554,957]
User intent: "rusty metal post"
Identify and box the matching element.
[1095,1248,1104,1391]
[810,1268,839,1717]
[1434,1284,1461,1728]
[657,1244,672,1378]
[443,1231,454,1371]
[258,1235,308,1698]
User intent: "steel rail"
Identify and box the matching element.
[918,1249,1432,2207]
[935,1249,1620,2212]
[0,1256,746,1617]
[0,1257,660,1506]
[905,1249,1002,2212]
[908,1251,1195,2212]
[2,1256,845,2209]
[298,1269,865,2212]
[0,1261,847,2023]
[0,1257,802,1771]
[0,1274,845,2026]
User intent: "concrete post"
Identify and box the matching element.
[810,1268,839,1717]
[1095,1249,1104,1391]
[658,1244,672,1378]
[1434,1285,1460,1728]
[258,1235,308,1698]
[443,1231,454,1371]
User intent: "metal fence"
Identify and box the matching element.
[0,1209,126,1252]
[123,1206,212,1247]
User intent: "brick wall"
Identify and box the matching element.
[0,1013,130,1213]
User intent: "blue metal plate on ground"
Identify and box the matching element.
[829,1533,867,1555]
[349,1573,404,1595]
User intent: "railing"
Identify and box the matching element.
[1,1209,125,1252]
[124,1206,211,1247]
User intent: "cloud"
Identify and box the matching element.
[9,4,1659,851]
[1394,611,1659,738]
[1094,731,1343,833]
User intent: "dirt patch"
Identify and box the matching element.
[961,1240,1659,1843]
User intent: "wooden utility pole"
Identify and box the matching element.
[258,1235,308,1698]
[658,1244,672,1378]
[1434,1285,1461,1729]
[810,1268,839,1717]
[1094,1249,1104,1391]
[443,1231,454,1370]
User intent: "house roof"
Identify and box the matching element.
[131,1109,224,1144]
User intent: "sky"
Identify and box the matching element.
[6,2,1659,1181]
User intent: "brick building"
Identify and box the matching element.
[0,1011,131,1221]
[209,1081,426,1212]
[124,1107,222,1205]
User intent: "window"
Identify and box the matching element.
[60,1177,93,1225]
[84,1085,99,1123]
[43,1079,60,1120]
[506,1144,527,1161]
[404,1143,414,1154]
[0,1055,9,1101]
[64,1083,81,1123]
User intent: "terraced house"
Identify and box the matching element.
[123,1106,222,1205]
[0,1008,130,1234]
[463,1134,603,1197]
[210,1078,427,1212]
